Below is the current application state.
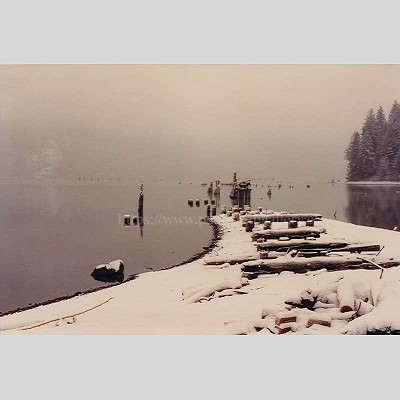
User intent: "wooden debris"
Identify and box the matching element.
[246,221,255,232]
[354,299,374,316]
[244,213,322,223]
[307,314,332,328]
[337,279,355,312]
[275,324,292,334]
[263,221,272,230]
[242,257,400,276]
[204,254,258,265]
[255,240,380,254]
[275,311,297,325]
[252,227,326,241]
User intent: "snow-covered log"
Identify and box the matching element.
[183,278,249,304]
[252,227,326,241]
[307,313,332,328]
[242,256,400,276]
[354,299,374,316]
[275,311,297,325]
[244,213,322,223]
[337,279,355,313]
[255,240,380,253]
[204,254,258,265]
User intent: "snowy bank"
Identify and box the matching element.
[346,181,400,186]
[2,214,400,335]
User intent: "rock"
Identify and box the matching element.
[91,259,124,283]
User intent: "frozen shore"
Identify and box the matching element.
[2,214,400,335]
[346,181,400,185]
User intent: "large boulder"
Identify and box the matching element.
[91,259,124,283]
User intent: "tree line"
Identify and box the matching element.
[345,100,400,181]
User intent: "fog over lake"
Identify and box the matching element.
[2,65,400,183]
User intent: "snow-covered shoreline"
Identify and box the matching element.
[346,181,400,186]
[2,214,400,335]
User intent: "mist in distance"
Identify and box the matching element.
[1,64,400,183]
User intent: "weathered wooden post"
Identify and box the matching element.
[212,205,217,216]
[124,215,131,226]
[288,220,298,229]
[306,219,315,227]
[263,221,272,230]
[206,204,211,217]
[188,199,194,206]
[246,220,255,232]
[195,199,200,207]
[204,199,209,205]
[232,212,240,221]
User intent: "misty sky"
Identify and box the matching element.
[1,65,400,182]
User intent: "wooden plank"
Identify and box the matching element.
[245,213,322,223]
[252,227,326,240]
[242,259,400,275]
[255,241,380,254]
[255,240,349,252]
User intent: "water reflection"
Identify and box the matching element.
[345,185,400,230]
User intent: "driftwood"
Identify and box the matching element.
[20,297,114,331]
[252,227,326,241]
[242,256,400,275]
[245,213,322,223]
[275,311,297,325]
[307,314,332,328]
[255,240,380,254]
[337,279,355,312]
[204,254,258,265]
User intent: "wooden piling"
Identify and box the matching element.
[246,221,255,232]
[263,221,272,230]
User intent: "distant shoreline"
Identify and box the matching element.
[346,181,400,186]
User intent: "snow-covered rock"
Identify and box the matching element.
[91,260,124,283]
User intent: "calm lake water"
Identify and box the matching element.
[1,180,400,313]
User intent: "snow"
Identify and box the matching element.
[94,260,124,272]
[337,278,355,312]
[2,214,400,334]
[346,181,400,186]
[105,260,123,272]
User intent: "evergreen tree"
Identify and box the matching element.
[376,106,388,179]
[345,131,362,181]
[345,101,400,182]
[385,100,400,179]
[359,109,378,179]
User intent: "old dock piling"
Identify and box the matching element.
[246,221,255,232]
[124,215,131,226]
[229,172,251,208]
